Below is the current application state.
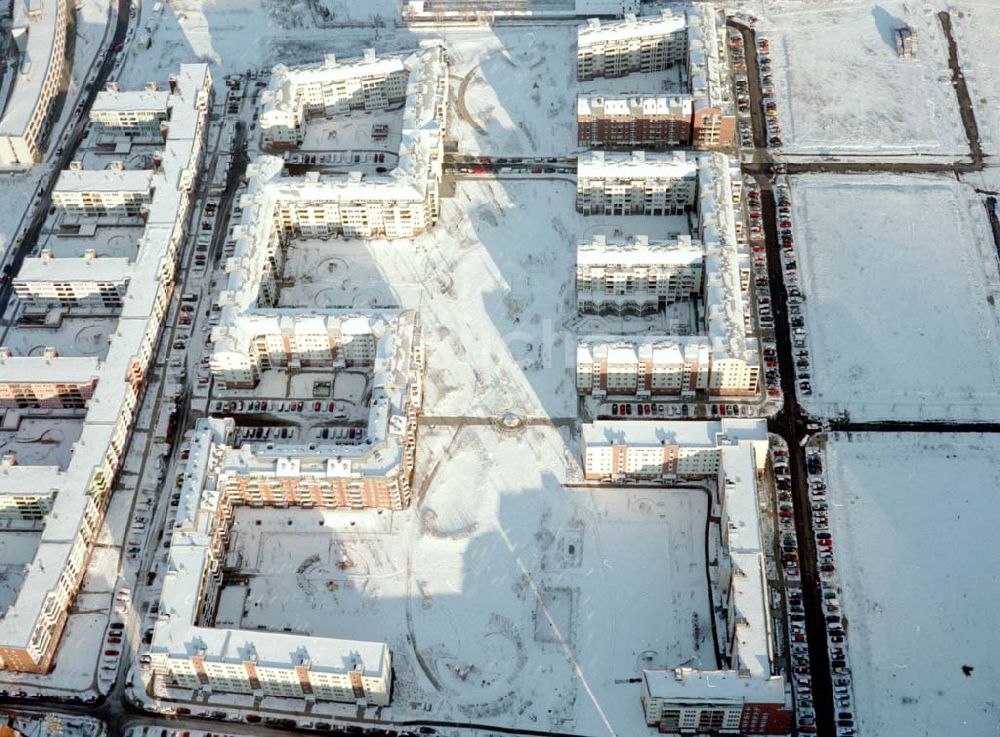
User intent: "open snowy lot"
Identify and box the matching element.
[823,433,1000,737]
[220,424,713,735]
[445,27,579,156]
[791,174,1000,421]
[757,1,966,158]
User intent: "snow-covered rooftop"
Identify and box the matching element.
[578,10,686,47]
[91,89,170,115]
[578,234,703,266]
[577,149,699,180]
[53,168,154,195]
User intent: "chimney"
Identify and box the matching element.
[1,452,17,467]
[43,346,59,359]
[145,81,160,92]
[0,347,10,359]
[152,151,163,171]
[105,81,121,93]
[84,249,98,261]
[69,160,84,171]
[40,248,54,261]
[168,75,178,94]
[109,160,126,170]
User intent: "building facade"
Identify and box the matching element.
[576,150,698,216]
[89,88,170,134]
[577,11,688,81]
[578,94,693,148]
[0,0,69,165]
[576,234,703,314]
[261,49,409,148]
[576,7,735,149]
[52,169,154,217]
[14,251,130,307]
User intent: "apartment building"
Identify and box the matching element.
[577,7,735,149]
[211,310,424,511]
[577,95,693,148]
[14,251,131,307]
[0,0,69,165]
[577,420,793,734]
[576,153,760,399]
[261,49,409,148]
[0,351,99,409]
[90,88,170,134]
[577,11,688,81]
[577,337,759,398]
[576,234,703,314]
[576,150,697,215]
[52,169,154,217]
[256,46,448,238]
[150,418,393,705]
[0,65,212,674]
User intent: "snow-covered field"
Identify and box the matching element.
[791,174,1000,421]
[221,424,713,735]
[824,433,1000,737]
[757,1,966,158]
[446,28,578,156]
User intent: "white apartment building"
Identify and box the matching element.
[0,350,99,409]
[577,337,759,399]
[576,153,760,399]
[52,169,154,217]
[256,46,448,239]
[576,150,698,215]
[577,7,736,149]
[0,0,69,165]
[150,418,393,705]
[261,49,409,148]
[576,234,703,314]
[13,250,131,307]
[90,88,170,134]
[0,65,212,674]
[577,10,688,81]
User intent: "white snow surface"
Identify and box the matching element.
[950,1,1000,157]
[791,173,1000,421]
[824,433,1000,737]
[755,0,966,158]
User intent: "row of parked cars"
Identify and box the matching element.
[770,443,817,732]
[743,177,782,403]
[756,36,783,147]
[773,179,812,396]
[805,447,856,736]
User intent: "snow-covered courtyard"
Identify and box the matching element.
[790,174,1000,421]
[823,432,1000,737]
[757,1,966,159]
[218,424,713,735]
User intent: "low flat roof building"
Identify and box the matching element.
[90,88,170,133]
[52,169,154,217]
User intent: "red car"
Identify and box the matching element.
[104,649,119,657]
